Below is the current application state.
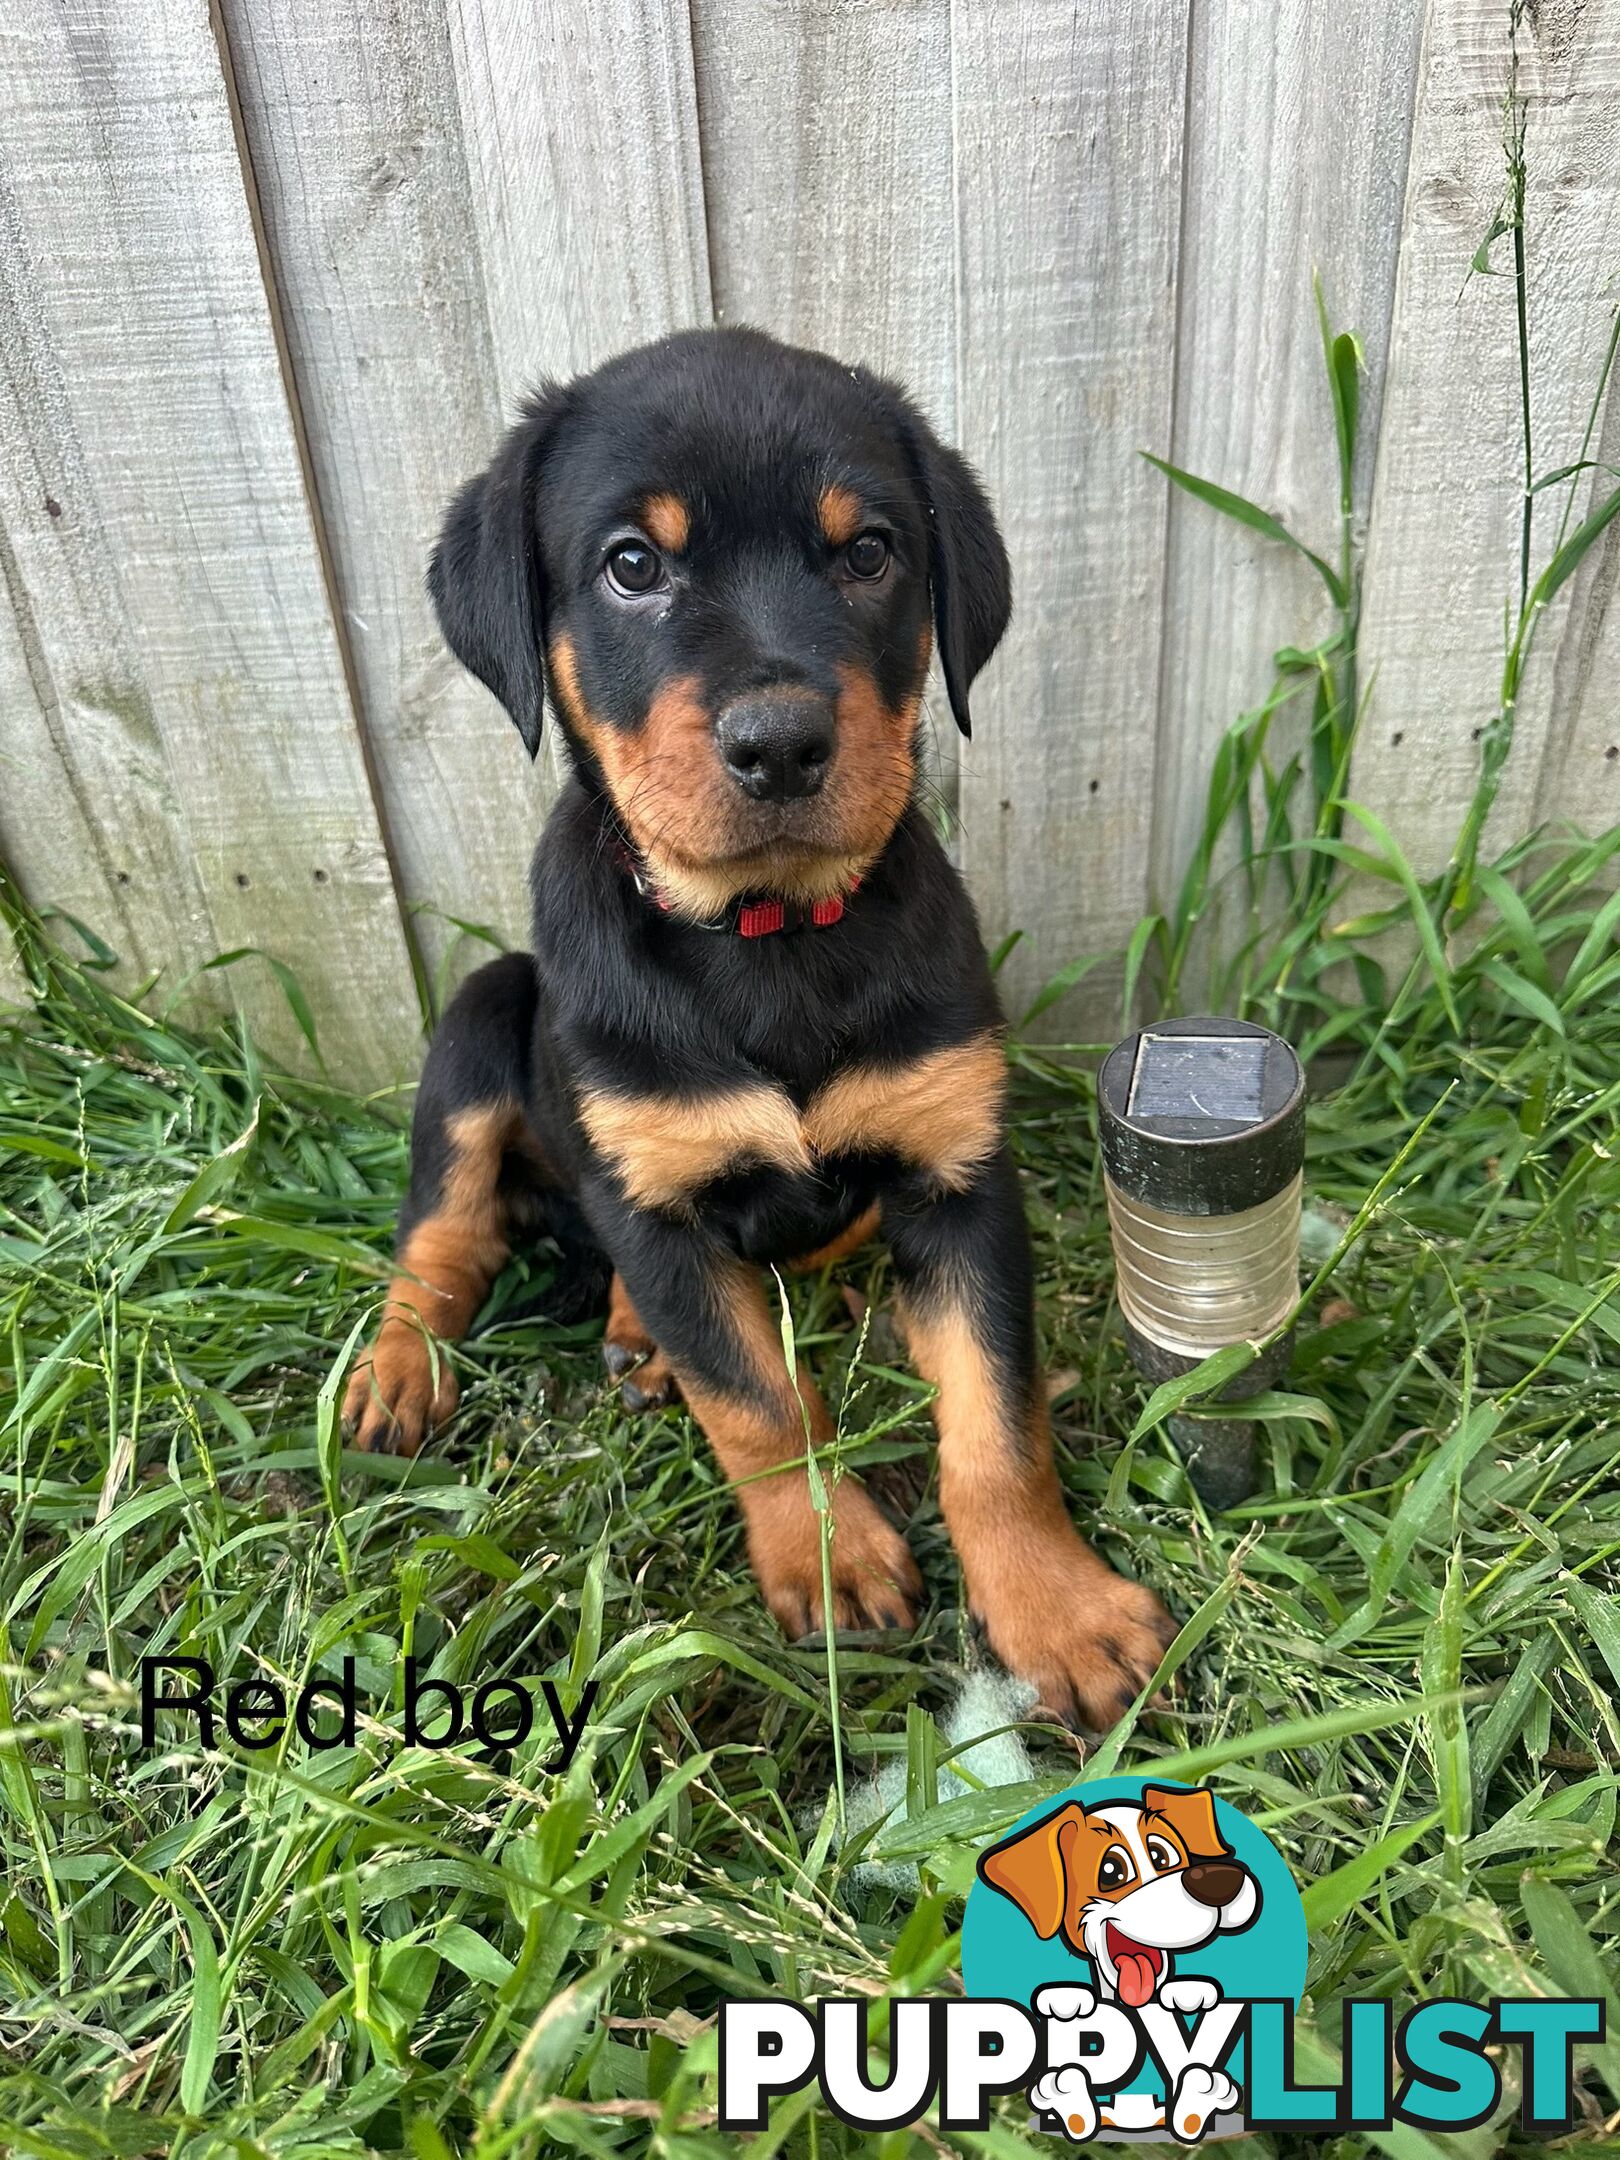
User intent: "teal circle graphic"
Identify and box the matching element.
[961,1776,1307,2112]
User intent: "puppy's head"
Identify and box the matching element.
[978,1786,1259,2006]
[429,327,1009,917]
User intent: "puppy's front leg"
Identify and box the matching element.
[594,1197,920,1636]
[885,1148,1174,1728]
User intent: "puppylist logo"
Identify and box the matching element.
[718,1777,1604,2141]
[966,1776,1300,2139]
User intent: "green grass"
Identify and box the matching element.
[6,36,1620,2144]
[5,755,1620,2154]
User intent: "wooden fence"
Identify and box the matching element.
[3,0,1619,1088]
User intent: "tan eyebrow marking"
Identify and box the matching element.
[818,484,864,545]
[641,493,690,552]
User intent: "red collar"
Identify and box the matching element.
[727,890,854,937]
[611,835,856,938]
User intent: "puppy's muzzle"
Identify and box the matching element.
[717,692,833,804]
[1182,1861,1246,1908]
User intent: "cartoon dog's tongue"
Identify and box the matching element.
[1106,1925,1161,2007]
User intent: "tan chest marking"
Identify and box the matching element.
[578,1084,813,1210]
[803,1034,1006,1192]
[581,1032,1005,1210]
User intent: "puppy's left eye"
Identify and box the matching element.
[605,541,663,596]
[1146,1837,1179,1871]
[844,531,890,580]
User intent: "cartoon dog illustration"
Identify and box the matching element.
[978,1785,1258,2140]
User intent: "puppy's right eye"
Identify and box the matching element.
[844,531,890,580]
[605,541,663,596]
[1098,1846,1133,1891]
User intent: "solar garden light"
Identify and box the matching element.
[1098,1017,1306,1509]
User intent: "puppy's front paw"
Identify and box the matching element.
[1034,1983,1096,2023]
[1172,2064,1239,2143]
[745,1472,921,1637]
[1030,2066,1098,2142]
[342,1321,458,1456]
[974,1532,1175,1733]
[1158,1977,1220,2015]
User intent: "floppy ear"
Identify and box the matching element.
[1142,1785,1229,1861]
[428,388,567,758]
[892,401,1011,740]
[977,1803,1084,1939]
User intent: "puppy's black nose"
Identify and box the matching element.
[1182,1861,1245,1908]
[717,695,833,803]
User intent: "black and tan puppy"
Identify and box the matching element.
[344,328,1173,1728]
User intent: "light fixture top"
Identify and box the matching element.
[1099,1017,1305,1211]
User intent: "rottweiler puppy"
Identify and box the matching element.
[344,327,1173,1728]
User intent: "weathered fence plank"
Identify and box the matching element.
[952,0,1190,1033]
[0,0,422,1087]
[692,0,954,428]
[1356,0,1620,878]
[1150,0,1425,913]
[220,1,712,1007]
[219,0,534,996]
[0,266,212,999]
[1535,359,1620,836]
[445,1,711,393]
[0,594,103,1006]
[6,0,1620,1070]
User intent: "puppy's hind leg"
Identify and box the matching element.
[345,953,546,1455]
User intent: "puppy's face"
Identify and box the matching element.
[430,329,1010,916]
[978,1786,1260,2007]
